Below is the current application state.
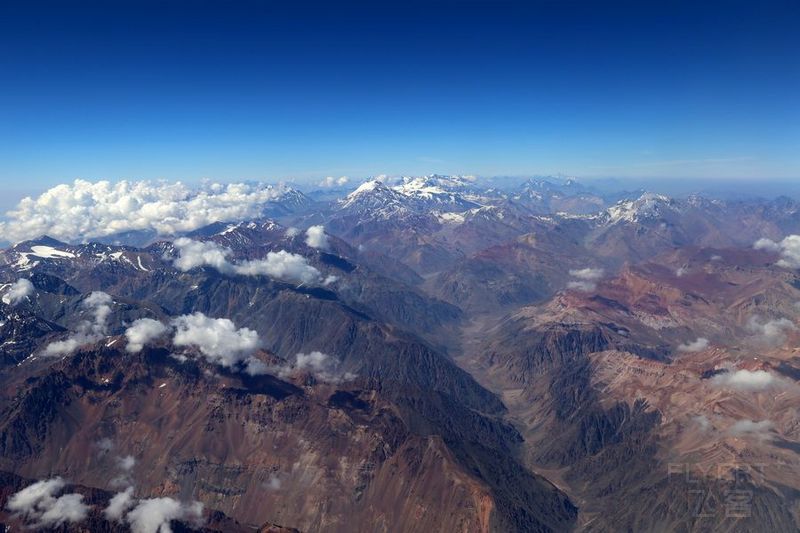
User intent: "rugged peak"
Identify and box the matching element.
[396,174,476,192]
[14,235,72,251]
[340,179,404,209]
[391,176,481,211]
[606,192,675,223]
[271,186,311,208]
[348,178,390,196]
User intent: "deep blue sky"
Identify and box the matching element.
[1,0,798,192]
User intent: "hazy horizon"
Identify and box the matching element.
[4,174,800,214]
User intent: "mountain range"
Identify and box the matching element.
[1,175,799,532]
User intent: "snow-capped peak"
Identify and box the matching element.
[350,179,383,196]
[394,177,449,198]
[606,192,673,224]
[339,180,408,214]
[390,175,481,210]
[338,175,482,217]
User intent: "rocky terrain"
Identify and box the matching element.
[1,176,799,531]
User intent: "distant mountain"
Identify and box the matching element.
[261,187,314,216]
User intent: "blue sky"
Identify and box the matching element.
[1,0,798,193]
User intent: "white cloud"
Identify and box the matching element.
[305,225,329,250]
[2,278,34,305]
[125,318,169,353]
[7,477,90,528]
[125,497,204,533]
[295,351,330,372]
[232,251,323,285]
[285,227,301,238]
[777,235,800,269]
[317,176,350,188]
[728,419,774,437]
[104,486,135,522]
[96,438,115,455]
[38,493,89,527]
[678,337,709,352]
[753,237,781,252]
[754,235,800,269]
[84,291,113,331]
[172,238,233,273]
[0,179,296,243]
[110,453,137,489]
[171,312,263,374]
[171,238,324,285]
[276,351,354,383]
[118,455,136,471]
[567,267,604,292]
[711,369,778,391]
[44,291,113,356]
[567,280,596,291]
[44,337,83,357]
[675,266,688,277]
[569,267,604,280]
[747,315,797,346]
[121,312,270,375]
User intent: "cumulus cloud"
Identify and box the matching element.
[747,315,797,347]
[171,238,324,285]
[172,238,233,273]
[232,251,323,285]
[123,312,271,375]
[285,227,301,238]
[109,453,137,489]
[43,335,83,357]
[677,337,709,352]
[171,312,264,374]
[2,278,34,305]
[6,477,90,528]
[567,267,604,292]
[711,369,779,391]
[124,497,204,533]
[305,225,329,250]
[84,291,113,332]
[105,486,135,521]
[754,235,800,269]
[276,351,354,383]
[317,176,350,188]
[777,236,800,268]
[125,318,169,353]
[753,237,782,253]
[728,419,774,438]
[44,291,113,356]
[569,267,604,280]
[0,179,297,243]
